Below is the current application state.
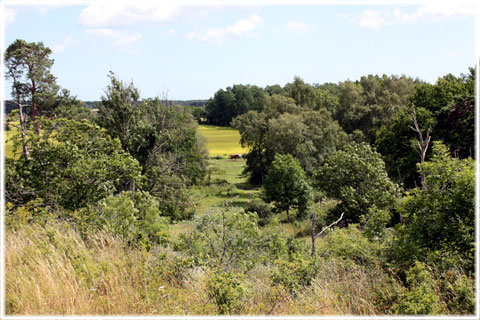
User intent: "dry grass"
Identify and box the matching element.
[5,222,215,315]
[5,221,395,316]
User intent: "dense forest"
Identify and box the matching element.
[4,39,475,315]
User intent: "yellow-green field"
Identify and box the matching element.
[197,125,247,158]
[5,124,18,159]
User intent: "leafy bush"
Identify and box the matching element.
[244,199,272,225]
[176,205,260,271]
[360,206,392,240]
[74,192,169,248]
[270,256,319,295]
[315,225,383,267]
[207,271,246,314]
[5,198,53,229]
[392,262,442,314]
[391,143,475,273]
[5,118,142,211]
[441,271,475,314]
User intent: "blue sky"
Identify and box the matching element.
[2,1,477,101]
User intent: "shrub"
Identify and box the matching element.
[207,271,246,314]
[315,225,384,267]
[441,271,475,314]
[74,192,169,248]
[176,205,260,271]
[244,199,272,225]
[392,262,443,314]
[270,256,319,295]
[360,206,392,241]
[391,143,475,273]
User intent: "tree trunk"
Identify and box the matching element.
[311,210,316,256]
[16,95,30,159]
[31,77,40,136]
[409,107,431,191]
[286,207,290,223]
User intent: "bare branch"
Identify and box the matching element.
[315,211,345,239]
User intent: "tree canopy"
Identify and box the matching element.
[263,154,312,222]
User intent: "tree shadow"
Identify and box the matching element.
[235,181,257,191]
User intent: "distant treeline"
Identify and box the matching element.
[4,99,208,114]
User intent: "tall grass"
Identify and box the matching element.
[6,221,403,315]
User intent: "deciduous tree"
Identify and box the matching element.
[263,154,312,223]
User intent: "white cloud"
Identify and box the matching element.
[351,0,477,29]
[86,28,143,49]
[79,0,180,28]
[53,35,78,53]
[186,14,263,44]
[3,6,17,25]
[284,20,315,34]
[113,33,143,46]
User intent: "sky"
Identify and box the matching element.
[1,0,477,101]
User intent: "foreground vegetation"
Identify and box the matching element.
[4,39,475,315]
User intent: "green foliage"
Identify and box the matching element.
[97,73,207,220]
[206,84,266,126]
[73,191,169,247]
[334,75,418,144]
[5,198,53,229]
[284,76,316,108]
[315,226,383,267]
[411,69,475,158]
[94,192,169,247]
[391,142,475,272]
[270,256,319,294]
[53,89,93,121]
[317,142,397,223]
[5,118,142,211]
[392,262,442,314]
[375,107,435,189]
[244,199,272,226]
[233,100,347,183]
[440,270,475,314]
[360,206,392,241]
[177,205,260,270]
[263,154,312,222]
[5,39,59,118]
[207,271,246,314]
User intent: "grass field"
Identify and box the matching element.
[197,125,247,158]
[5,124,18,159]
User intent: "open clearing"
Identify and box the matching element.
[197,124,247,158]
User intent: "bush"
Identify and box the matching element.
[207,271,246,314]
[360,206,392,241]
[315,225,383,267]
[74,192,169,248]
[390,143,475,274]
[316,142,397,224]
[176,205,260,271]
[244,199,272,225]
[392,262,443,314]
[270,256,319,295]
[441,271,475,314]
